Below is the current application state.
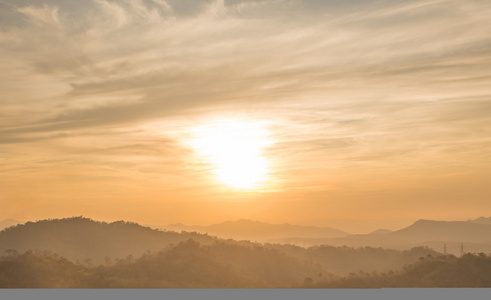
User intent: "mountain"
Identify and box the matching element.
[369,229,392,235]
[0,240,320,288]
[0,217,217,264]
[268,219,491,255]
[2,216,489,269]
[469,216,491,225]
[0,219,22,231]
[162,219,349,242]
[313,253,491,288]
[0,216,443,282]
[388,219,491,244]
[0,240,443,288]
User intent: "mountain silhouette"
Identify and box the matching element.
[162,219,349,242]
[268,218,491,255]
[0,217,216,264]
[368,229,392,235]
[469,216,491,225]
[0,217,442,277]
[389,219,491,244]
[0,219,22,231]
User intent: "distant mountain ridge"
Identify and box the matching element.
[162,219,349,242]
[389,219,491,243]
[269,217,491,255]
[369,229,392,235]
[0,217,443,283]
[0,219,22,231]
[2,216,490,258]
[469,216,491,225]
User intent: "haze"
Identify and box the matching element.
[1,0,491,233]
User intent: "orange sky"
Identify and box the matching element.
[1,0,491,233]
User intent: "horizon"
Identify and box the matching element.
[2,0,491,233]
[2,214,490,235]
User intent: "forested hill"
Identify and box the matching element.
[0,217,442,274]
[3,217,484,288]
[0,240,320,288]
[1,241,489,288]
[0,217,217,264]
[312,253,491,288]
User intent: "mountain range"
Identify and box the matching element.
[161,219,349,242]
[2,216,490,259]
[469,216,491,225]
[0,216,488,288]
[269,218,491,255]
[159,217,491,255]
[0,217,440,277]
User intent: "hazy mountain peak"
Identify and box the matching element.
[222,219,264,225]
[390,218,491,244]
[369,229,392,235]
[469,217,491,225]
[0,219,23,231]
[163,219,349,242]
[413,219,436,224]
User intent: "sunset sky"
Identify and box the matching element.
[1,0,491,233]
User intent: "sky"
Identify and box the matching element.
[1,0,491,233]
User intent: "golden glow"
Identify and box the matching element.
[189,119,272,189]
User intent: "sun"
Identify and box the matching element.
[189,119,272,189]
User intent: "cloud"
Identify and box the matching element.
[1,0,491,134]
[2,0,491,149]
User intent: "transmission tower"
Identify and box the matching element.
[443,244,447,255]
[460,243,464,257]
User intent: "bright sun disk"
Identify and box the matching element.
[189,119,272,189]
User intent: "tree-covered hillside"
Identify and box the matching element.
[311,253,491,288]
[0,241,320,288]
[0,217,217,264]
[2,217,489,288]
[2,243,490,288]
